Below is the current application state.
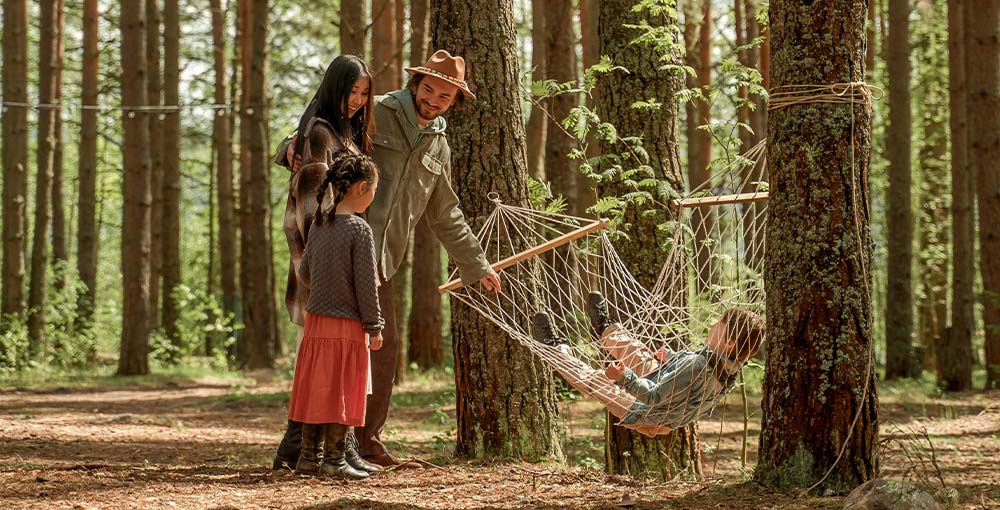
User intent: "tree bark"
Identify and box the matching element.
[162,0,182,349]
[118,0,153,376]
[1,0,29,322]
[432,0,563,460]
[77,0,101,332]
[27,0,65,352]
[51,12,67,291]
[408,218,444,369]
[597,0,698,480]
[372,0,399,93]
[885,0,916,380]
[543,0,579,214]
[686,0,716,295]
[914,0,949,374]
[966,0,1000,389]
[941,0,973,391]
[239,0,276,369]
[147,0,164,331]
[340,0,367,58]
[525,0,547,180]
[212,0,239,356]
[393,238,412,383]
[755,0,878,492]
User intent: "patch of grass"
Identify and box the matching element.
[0,358,247,392]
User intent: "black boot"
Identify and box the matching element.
[295,424,321,475]
[530,312,568,347]
[344,432,382,473]
[320,424,369,480]
[586,291,612,338]
[272,420,302,474]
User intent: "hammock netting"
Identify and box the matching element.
[441,141,769,435]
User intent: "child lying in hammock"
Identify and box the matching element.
[530,292,764,437]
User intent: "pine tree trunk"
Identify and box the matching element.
[755,0,878,492]
[340,0,366,57]
[579,0,600,215]
[966,0,1000,389]
[941,0,973,391]
[597,0,698,480]
[410,0,429,64]
[686,0,716,295]
[239,0,276,369]
[393,238,412,383]
[118,0,153,376]
[1,0,29,322]
[162,0,182,349]
[50,12,67,291]
[543,0,578,213]
[525,0,547,180]
[885,0,916,380]
[432,0,563,460]
[914,0,949,374]
[408,217,444,369]
[236,0,253,365]
[77,0,100,332]
[395,0,404,83]
[27,0,65,353]
[146,0,164,332]
[372,0,398,92]
[212,0,239,356]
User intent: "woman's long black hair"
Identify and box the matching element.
[295,55,375,158]
[314,151,379,227]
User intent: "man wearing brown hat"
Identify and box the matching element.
[272,50,501,471]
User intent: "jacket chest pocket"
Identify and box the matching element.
[410,152,443,201]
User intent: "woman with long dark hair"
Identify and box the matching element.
[273,54,383,477]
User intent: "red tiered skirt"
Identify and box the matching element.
[287,312,370,426]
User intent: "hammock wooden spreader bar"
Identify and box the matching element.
[438,217,611,294]
[670,192,769,209]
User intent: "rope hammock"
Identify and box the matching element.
[440,139,770,437]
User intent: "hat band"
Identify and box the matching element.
[410,66,470,91]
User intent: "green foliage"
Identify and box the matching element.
[151,285,241,367]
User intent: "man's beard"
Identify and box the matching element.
[415,100,441,122]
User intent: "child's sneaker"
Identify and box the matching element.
[586,292,611,337]
[531,312,568,347]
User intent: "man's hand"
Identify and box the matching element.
[286,137,302,172]
[605,361,626,381]
[654,346,668,362]
[369,333,383,351]
[479,268,502,293]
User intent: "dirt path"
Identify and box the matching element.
[1,374,997,509]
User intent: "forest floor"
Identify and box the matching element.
[1,363,998,510]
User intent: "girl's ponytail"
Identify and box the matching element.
[313,151,380,227]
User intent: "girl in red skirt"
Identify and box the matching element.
[288,152,383,480]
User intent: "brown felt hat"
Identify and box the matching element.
[404,49,477,99]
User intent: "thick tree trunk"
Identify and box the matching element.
[966,0,1000,389]
[162,0,182,349]
[147,0,164,331]
[340,0,366,57]
[77,0,101,332]
[525,0,547,180]
[212,0,239,355]
[543,0,579,214]
[755,0,878,492]
[118,0,153,376]
[408,218,444,369]
[597,0,698,480]
[914,0,949,374]
[239,0,276,369]
[1,0,29,322]
[372,0,398,92]
[941,0,973,391]
[432,0,563,460]
[27,0,65,352]
[885,0,916,380]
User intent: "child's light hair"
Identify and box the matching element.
[721,308,764,362]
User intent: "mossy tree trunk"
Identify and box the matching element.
[597,0,699,480]
[755,0,878,493]
[432,0,563,461]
